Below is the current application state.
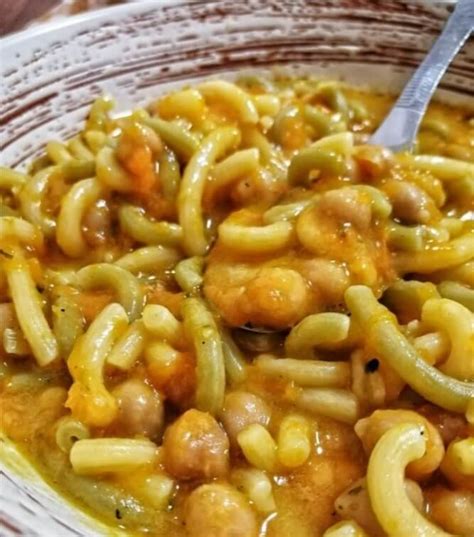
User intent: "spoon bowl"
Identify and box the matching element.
[369,0,474,152]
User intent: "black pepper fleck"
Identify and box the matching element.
[365,358,380,373]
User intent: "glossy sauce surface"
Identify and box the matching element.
[0,77,473,537]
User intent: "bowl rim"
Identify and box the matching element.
[0,0,174,49]
[0,0,458,50]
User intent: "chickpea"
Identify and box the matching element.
[383,180,437,225]
[335,477,385,536]
[163,409,229,480]
[185,483,258,537]
[111,379,164,440]
[335,477,423,537]
[353,145,393,179]
[220,391,271,446]
[298,258,350,306]
[243,267,311,329]
[231,168,284,208]
[204,262,312,329]
[39,387,69,426]
[354,409,444,480]
[82,201,111,247]
[318,188,372,231]
[145,341,195,408]
[427,486,474,535]
[417,404,468,445]
[440,439,474,492]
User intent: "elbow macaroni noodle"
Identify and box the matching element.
[0,76,473,537]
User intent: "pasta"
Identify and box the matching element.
[345,285,474,412]
[277,414,311,468]
[217,213,294,254]
[66,303,128,427]
[1,76,473,537]
[77,263,144,321]
[398,153,474,181]
[46,140,73,164]
[67,135,95,161]
[144,116,200,161]
[56,178,103,258]
[154,88,206,125]
[315,81,351,120]
[290,387,360,424]
[263,198,314,224]
[394,231,474,274]
[55,415,90,453]
[207,148,260,199]
[84,129,109,153]
[5,256,58,366]
[59,159,97,181]
[197,80,259,124]
[237,423,278,473]
[288,145,349,186]
[285,312,351,358]
[0,216,44,252]
[230,468,276,513]
[18,167,58,236]
[142,304,184,347]
[220,327,248,385]
[323,521,369,537]
[118,204,183,247]
[158,149,181,200]
[178,126,240,255]
[367,423,452,537]
[181,297,225,415]
[387,222,427,251]
[413,331,450,366]
[115,245,181,275]
[437,280,474,311]
[255,354,351,388]
[174,256,204,294]
[303,104,346,137]
[70,438,159,475]
[106,319,147,370]
[0,167,28,190]
[421,298,474,380]
[51,288,84,358]
[125,473,175,511]
[355,409,445,480]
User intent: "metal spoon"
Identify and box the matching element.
[236,2,473,337]
[369,0,474,152]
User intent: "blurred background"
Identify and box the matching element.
[0,0,133,36]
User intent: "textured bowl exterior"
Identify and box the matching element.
[0,1,473,535]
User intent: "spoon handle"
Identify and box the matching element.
[369,0,474,152]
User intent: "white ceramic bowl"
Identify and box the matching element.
[1,1,473,535]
